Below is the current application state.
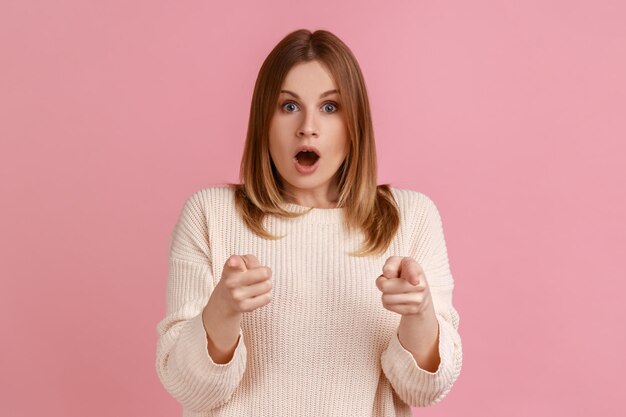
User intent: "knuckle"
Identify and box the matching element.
[256,267,267,279]
[240,298,256,312]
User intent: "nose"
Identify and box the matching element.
[297,111,319,138]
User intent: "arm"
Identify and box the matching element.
[381,193,463,407]
[155,190,247,412]
[203,293,244,365]
[396,302,441,373]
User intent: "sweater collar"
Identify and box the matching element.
[277,201,345,224]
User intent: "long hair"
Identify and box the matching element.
[228,28,400,257]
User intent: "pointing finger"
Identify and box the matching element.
[399,257,422,286]
[240,254,261,270]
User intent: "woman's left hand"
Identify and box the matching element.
[375,256,434,317]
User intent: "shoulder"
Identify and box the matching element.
[182,185,236,208]
[388,186,439,215]
[169,186,234,262]
[184,185,235,203]
[387,186,445,242]
[176,185,237,223]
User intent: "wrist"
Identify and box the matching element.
[204,295,242,323]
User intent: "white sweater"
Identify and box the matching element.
[155,186,462,416]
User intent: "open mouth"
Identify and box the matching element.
[295,150,320,166]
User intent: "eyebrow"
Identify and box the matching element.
[279,89,339,99]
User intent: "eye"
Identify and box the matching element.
[279,100,340,113]
[322,102,339,113]
[281,101,298,112]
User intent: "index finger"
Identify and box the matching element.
[240,254,261,270]
[400,257,422,286]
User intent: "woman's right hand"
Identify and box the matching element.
[212,254,273,316]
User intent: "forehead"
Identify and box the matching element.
[280,60,338,95]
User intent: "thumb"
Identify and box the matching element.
[226,255,248,272]
[240,254,261,270]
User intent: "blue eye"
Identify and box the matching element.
[282,102,298,112]
[323,102,338,113]
[280,101,339,113]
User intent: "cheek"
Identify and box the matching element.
[267,139,280,166]
[331,131,349,156]
[268,135,289,165]
[329,120,349,149]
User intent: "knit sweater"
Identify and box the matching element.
[155,185,462,417]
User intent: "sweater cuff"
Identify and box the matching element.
[382,314,456,389]
[170,311,247,378]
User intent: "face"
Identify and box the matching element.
[268,60,350,207]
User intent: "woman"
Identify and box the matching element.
[156,29,462,416]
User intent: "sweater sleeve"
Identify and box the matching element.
[380,193,463,407]
[155,190,247,412]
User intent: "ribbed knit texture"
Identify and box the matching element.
[155,186,462,416]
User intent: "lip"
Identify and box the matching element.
[293,145,321,158]
[293,154,320,174]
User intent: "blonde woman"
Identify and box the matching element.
[156,29,463,417]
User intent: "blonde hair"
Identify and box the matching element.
[227,28,400,257]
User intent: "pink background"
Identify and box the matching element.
[1,1,624,416]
